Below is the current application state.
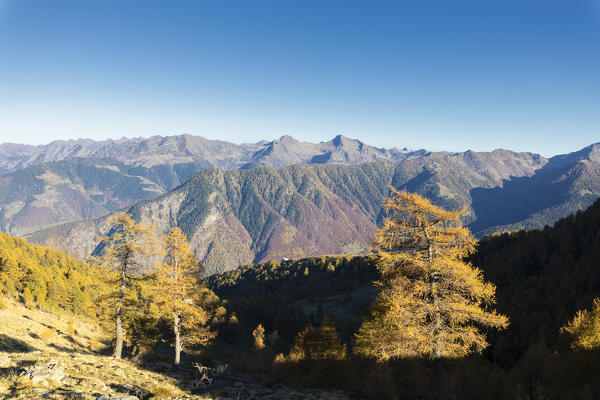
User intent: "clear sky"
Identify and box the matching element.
[0,0,598,156]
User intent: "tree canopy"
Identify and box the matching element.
[92,212,158,359]
[355,189,508,360]
[157,227,214,365]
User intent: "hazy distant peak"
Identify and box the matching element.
[331,134,353,146]
[7,133,594,179]
[547,142,600,169]
[271,135,300,145]
[278,134,297,141]
[579,143,600,163]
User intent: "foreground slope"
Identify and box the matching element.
[0,300,196,399]
[0,238,350,399]
[1,301,350,400]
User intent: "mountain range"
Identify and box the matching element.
[19,138,600,274]
[0,134,422,235]
[0,134,419,174]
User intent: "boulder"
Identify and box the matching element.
[65,390,86,400]
[20,359,65,385]
[113,383,152,400]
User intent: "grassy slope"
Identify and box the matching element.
[0,300,352,400]
[0,300,196,399]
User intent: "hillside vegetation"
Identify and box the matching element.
[208,255,379,344]
[0,231,102,316]
[0,230,350,399]
[201,199,600,398]
[472,196,600,366]
[0,300,197,399]
[2,191,600,398]
[208,197,600,364]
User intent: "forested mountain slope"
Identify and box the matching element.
[28,148,556,273]
[6,134,600,258]
[0,158,207,235]
[0,230,101,315]
[471,195,600,365]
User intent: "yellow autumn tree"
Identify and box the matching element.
[561,298,600,350]
[289,314,346,360]
[253,323,266,350]
[355,189,508,361]
[157,227,213,365]
[93,212,158,359]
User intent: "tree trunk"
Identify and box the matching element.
[429,357,446,399]
[423,225,446,399]
[174,312,181,365]
[113,305,123,359]
[113,262,127,359]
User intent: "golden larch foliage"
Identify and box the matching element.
[156,227,214,365]
[561,298,600,350]
[355,188,508,360]
[253,323,266,350]
[92,212,159,359]
[289,315,346,360]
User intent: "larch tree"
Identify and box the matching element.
[289,314,346,360]
[93,212,158,359]
[355,188,508,361]
[252,323,266,350]
[561,298,600,350]
[158,227,213,366]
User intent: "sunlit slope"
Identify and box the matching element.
[29,145,600,274]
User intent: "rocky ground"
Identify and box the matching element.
[0,302,351,399]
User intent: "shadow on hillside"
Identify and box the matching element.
[0,334,37,352]
[468,163,574,234]
[48,343,93,355]
[234,346,600,400]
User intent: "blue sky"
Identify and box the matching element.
[0,0,598,156]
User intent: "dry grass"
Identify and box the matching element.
[0,299,212,399]
[0,300,350,399]
[41,327,57,342]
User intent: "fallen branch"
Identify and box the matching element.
[191,363,229,387]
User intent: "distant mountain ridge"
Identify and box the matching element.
[0,134,423,235]
[0,134,421,174]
